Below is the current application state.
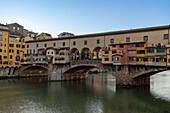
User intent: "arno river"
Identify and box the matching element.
[0,72,170,113]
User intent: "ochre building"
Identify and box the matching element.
[0,24,24,67]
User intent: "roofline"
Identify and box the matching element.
[26,24,170,43]
[0,24,8,26]
[7,23,23,27]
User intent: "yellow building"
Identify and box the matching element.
[136,42,147,65]
[0,24,9,67]
[166,44,170,66]
[0,24,24,67]
[102,45,118,64]
[46,47,70,64]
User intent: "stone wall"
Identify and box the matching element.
[0,67,20,76]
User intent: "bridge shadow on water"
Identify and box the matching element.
[0,72,170,113]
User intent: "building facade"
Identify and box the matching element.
[0,24,25,67]
[24,25,170,66]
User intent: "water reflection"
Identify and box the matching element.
[150,70,170,102]
[0,73,170,113]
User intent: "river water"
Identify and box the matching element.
[0,72,170,113]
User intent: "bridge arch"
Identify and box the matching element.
[92,47,102,60]
[132,67,167,86]
[63,65,97,74]
[81,47,91,60]
[62,64,101,80]
[70,48,79,60]
[21,65,48,76]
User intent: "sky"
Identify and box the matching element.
[0,0,170,37]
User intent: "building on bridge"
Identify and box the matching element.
[46,47,70,64]
[23,24,170,66]
[102,41,147,65]
[102,41,170,66]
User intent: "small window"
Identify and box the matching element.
[126,37,130,42]
[105,51,109,54]
[97,39,100,44]
[4,56,7,59]
[84,40,87,45]
[33,50,35,54]
[0,37,2,41]
[73,41,76,45]
[16,56,20,61]
[120,45,124,48]
[112,51,116,54]
[17,27,20,30]
[16,44,20,48]
[112,45,116,48]
[27,44,29,48]
[0,32,2,36]
[22,45,25,48]
[9,44,14,47]
[51,52,53,54]
[10,38,13,42]
[3,27,8,30]
[110,39,114,43]
[63,42,65,46]
[44,43,47,47]
[9,49,14,53]
[104,58,109,61]
[37,44,39,47]
[53,43,56,46]
[10,55,12,59]
[17,50,20,54]
[164,34,169,40]
[13,27,15,30]
[0,43,2,46]
[143,36,148,41]
[4,50,6,53]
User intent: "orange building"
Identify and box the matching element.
[103,41,147,65]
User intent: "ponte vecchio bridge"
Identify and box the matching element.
[20,25,170,86]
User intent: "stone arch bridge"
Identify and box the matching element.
[20,61,168,86]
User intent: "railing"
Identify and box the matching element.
[70,59,102,65]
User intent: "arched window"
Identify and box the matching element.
[60,52,65,55]
[16,56,20,61]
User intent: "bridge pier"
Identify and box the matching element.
[114,65,134,86]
